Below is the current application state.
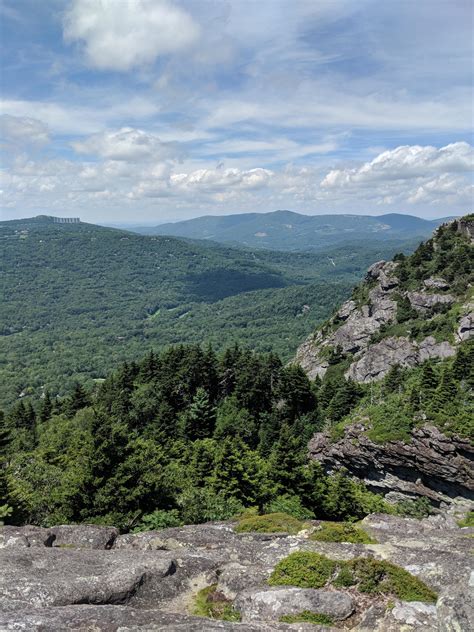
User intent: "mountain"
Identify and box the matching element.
[295,215,474,504]
[0,215,416,409]
[131,211,453,252]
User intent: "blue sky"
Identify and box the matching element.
[0,0,472,222]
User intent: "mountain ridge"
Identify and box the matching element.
[130,211,455,252]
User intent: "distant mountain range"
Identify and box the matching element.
[130,211,454,252]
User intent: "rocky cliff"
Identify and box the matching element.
[295,216,474,504]
[309,424,474,505]
[295,217,473,383]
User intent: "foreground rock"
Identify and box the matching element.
[309,423,474,504]
[1,513,473,631]
[235,587,354,622]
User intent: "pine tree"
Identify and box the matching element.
[420,363,438,402]
[179,388,215,440]
[385,364,403,394]
[39,391,53,422]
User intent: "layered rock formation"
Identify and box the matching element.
[309,424,474,504]
[1,515,473,631]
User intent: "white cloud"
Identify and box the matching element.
[0,98,159,135]
[0,114,50,145]
[64,0,200,71]
[321,142,474,189]
[72,127,182,161]
[170,167,274,192]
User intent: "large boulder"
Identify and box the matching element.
[345,336,418,383]
[235,586,354,622]
[0,525,54,548]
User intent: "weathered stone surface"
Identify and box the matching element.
[50,524,119,549]
[217,562,271,600]
[423,277,449,290]
[436,583,474,632]
[309,424,474,504]
[357,602,438,631]
[346,335,456,383]
[346,336,418,382]
[2,513,473,631]
[406,291,455,314]
[418,336,456,362]
[0,606,309,631]
[0,525,54,548]
[0,548,176,611]
[235,587,354,622]
[456,305,474,342]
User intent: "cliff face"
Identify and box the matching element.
[295,216,474,504]
[295,217,474,382]
[309,424,474,505]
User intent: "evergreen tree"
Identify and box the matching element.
[39,391,53,422]
[179,388,215,440]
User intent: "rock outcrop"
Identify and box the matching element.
[308,423,474,504]
[295,217,473,383]
[346,335,456,383]
[1,514,473,631]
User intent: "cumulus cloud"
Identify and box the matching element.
[170,167,274,192]
[0,114,50,145]
[321,142,473,189]
[72,127,183,161]
[64,0,200,71]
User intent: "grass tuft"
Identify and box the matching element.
[235,512,306,534]
[280,611,334,625]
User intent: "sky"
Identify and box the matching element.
[0,0,473,223]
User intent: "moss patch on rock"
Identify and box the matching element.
[192,584,241,622]
[280,611,334,625]
[235,512,306,534]
[269,552,337,589]
[311,521,376,544]
[269,552,437,603]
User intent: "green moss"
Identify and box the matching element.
[235,512,306,534]
[192,585,241,622]
[311,521,376,544]
[280,611,334,625]
[339,558,437,602]
[268,552,337,589]
[269,553,437,603]
[457,511,474,528]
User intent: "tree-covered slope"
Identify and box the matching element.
[1,216,413,408]
[133,211,450,252]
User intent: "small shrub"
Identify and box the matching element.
[340,558,437,602]
[458,511,474,528]
[264,494,315,520]
[394,497,432,519]
[269,552,337,589]
[133,509,183,532]
[235,512,305,535]
[270,553,437,603]
[192,585,241,622]
[280,611,334,625]
[311,521,376,544]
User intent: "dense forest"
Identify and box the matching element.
[2,335,472,530]
[0,216,419,408]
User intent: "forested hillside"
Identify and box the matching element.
[134,211,450,251]
[1,217,472,530]
[0,216,416,408]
